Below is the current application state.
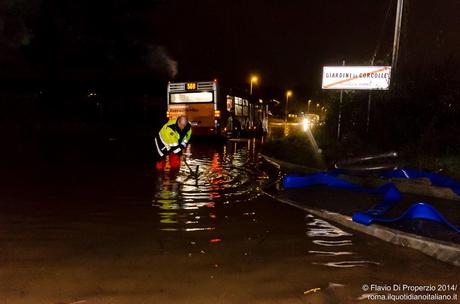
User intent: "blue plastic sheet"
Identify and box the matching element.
[283,171,460,233]
[380,168,460,196]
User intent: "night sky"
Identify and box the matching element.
[1,0,459,98]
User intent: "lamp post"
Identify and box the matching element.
[307,99,311,114]
[284,90,292,125]
[250,76,258,95]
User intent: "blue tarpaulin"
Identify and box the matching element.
[282,170,460,233]
[380,168,460,196]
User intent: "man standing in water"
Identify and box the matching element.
[154,116,192,170]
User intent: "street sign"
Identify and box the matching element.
[322,66,391,90]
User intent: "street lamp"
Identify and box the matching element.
[284,90,293,126]
[250,76,258,95]
[307,99,312,114]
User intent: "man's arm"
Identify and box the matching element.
[180,127,192,149]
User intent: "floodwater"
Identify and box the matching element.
[0,141,458,304]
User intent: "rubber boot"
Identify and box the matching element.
[155,159,166,171]
[169,153,181,170]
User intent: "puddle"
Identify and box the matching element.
[152,142,267,231]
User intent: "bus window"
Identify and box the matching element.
[170,92,213,103]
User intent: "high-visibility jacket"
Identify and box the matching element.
[154,119,192,158]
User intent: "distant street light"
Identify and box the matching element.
[307,99,312,114]
[250,76,258,95]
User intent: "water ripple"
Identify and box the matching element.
[152,143,267,232]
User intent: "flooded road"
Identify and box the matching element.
[0,141,457,304]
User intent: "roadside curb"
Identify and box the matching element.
[262,190,460,267]
[259,153,460,267]
[259,153,323,174]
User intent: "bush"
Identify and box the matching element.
[261,131,325,168]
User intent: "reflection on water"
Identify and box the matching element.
[312,240,353,246]
[307,250,355,256]
[313,260,382,268]
[152,141,267,232]
[306,217,353,238]
[306,214,381,268]
[154,140,382,269]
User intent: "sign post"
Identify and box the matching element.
[337,60,345,140]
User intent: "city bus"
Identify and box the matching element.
[225,95,269,136]
[167,80,222,136]
[166,80,269,137]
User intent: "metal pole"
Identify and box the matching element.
[337,60,345,140]
[250,80,253,95]
[284,94,289,136]
[284,95,289,125]
[307,99,311,114]
[337,90,343,140]
[366,92,372,135]
[366,52,376,137]
[391,0,404,75]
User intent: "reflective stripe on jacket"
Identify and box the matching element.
[154,119,192,158]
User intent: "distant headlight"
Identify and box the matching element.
[302,118,310,131]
